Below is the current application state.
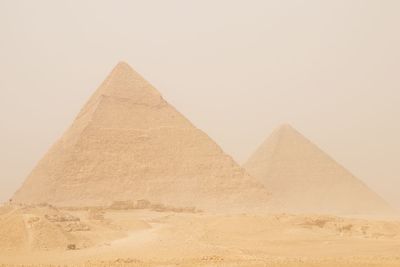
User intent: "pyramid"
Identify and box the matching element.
[243,124,393,215]
[13,62,269,212]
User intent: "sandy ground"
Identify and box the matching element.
[1,205,400,266]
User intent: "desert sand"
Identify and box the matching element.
[1,203,400,266]
[2,63,399,267]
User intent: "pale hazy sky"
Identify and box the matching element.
[0,1,399,208]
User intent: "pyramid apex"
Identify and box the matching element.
[111,61,134,73]
[275,123,297,133]
[117,60,128,65]
[278,123,293,129]
[74,61,163,116]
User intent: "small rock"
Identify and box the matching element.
[67,244,76,250]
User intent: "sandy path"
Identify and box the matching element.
[107,222,163,248]
[61,221,166,264]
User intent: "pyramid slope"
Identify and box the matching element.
[13,62,269,212]
[244,124,393,215]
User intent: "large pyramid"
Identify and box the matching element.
[244,124,393,215]
[13,62,269,211]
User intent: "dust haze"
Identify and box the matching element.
[1,0,399,208]
[1,1,400,266]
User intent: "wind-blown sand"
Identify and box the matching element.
[1,204,400,266]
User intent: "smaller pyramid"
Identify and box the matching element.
[244,124,393,215]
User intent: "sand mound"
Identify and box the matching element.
[0,205,95,251]
[244,124,393,215]
[0,207,28,250]
[28,215,75,250]
[13,62,269,212]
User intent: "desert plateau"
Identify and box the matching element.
[1,1,400,266]
[1,202,400,267]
